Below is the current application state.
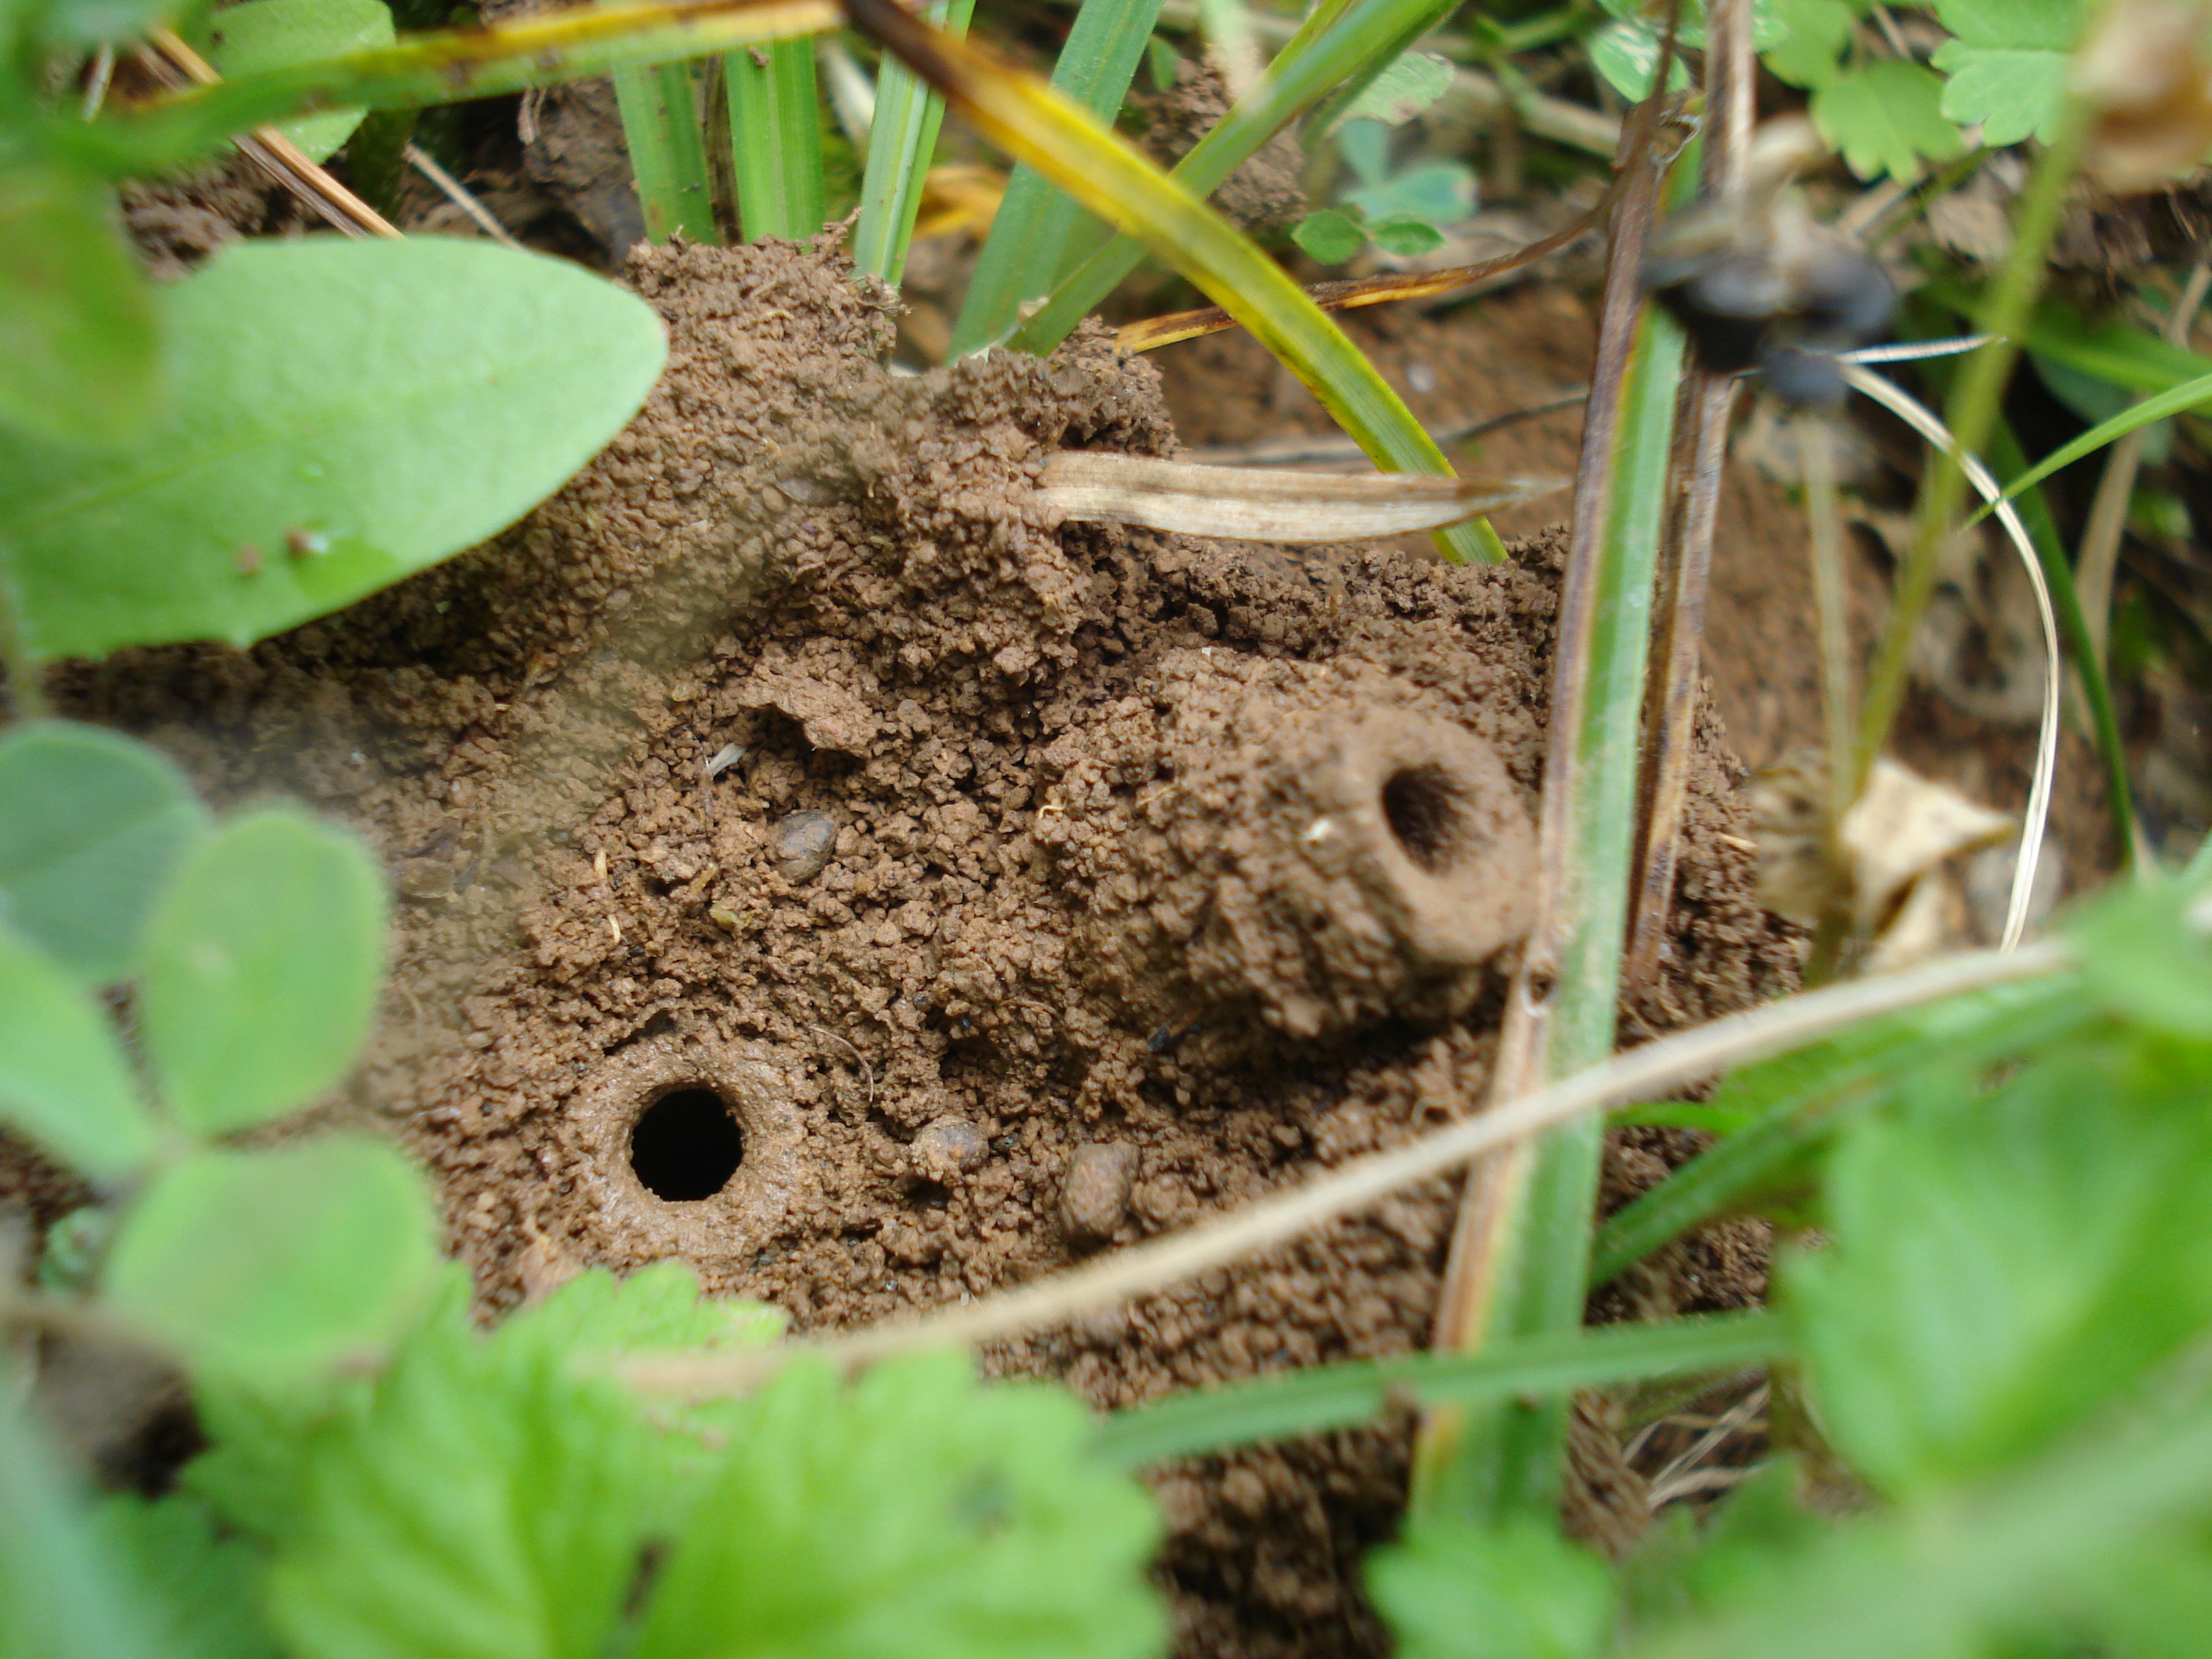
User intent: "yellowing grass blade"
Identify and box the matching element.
[840,0,1500,564]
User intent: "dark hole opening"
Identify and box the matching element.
[1381,763,1470,875]
[629,1086,744,1201]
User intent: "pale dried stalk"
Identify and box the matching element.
[141,27,401,240]
[1843,363,2059,950]
[1034,450,1563,543]
[1623,0,1754,992]
[625,941,2068,1397]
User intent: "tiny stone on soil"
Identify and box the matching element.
[1059,1142,1139,1246]
[908,1116,989,1183]
[770,810,837,884]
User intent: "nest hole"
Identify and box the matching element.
[629,1085,745,1201]
[1381,761,1475,875]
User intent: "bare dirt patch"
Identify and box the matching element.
[49,238,1794,1658]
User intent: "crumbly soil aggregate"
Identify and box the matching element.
[46,237,1795,1658]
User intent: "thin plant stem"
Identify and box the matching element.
[0,553,47,721]
[1413,104,1686,1523]
[1855,111,2085,791]
[1800,410,1857,984]
[2077,257,2211,667]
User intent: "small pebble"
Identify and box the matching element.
[770,810,837,884]
[1059,1141,1139,1246]
[909,1116,989,1184]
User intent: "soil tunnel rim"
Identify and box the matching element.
[1380,760,1479,876]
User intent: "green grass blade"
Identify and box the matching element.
[851,0,976,286]
[727,37,827,240]
[843,0,1490,562]
[1094,1313,1784,1469]
[1987,421,2141,870]
[613,60,717,243]
[1974,368,2212,522]
[946,0,1163,352]
[76,0,838,178]
[1002,0,1459,358]
[1588,974,2087,1288]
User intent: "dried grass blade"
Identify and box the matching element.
[1035,451,1562,542]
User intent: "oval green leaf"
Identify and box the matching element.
[204,0,397,162]
[0,236,667,661]
[0,924,158,1182]
[0,722,210,986]
[103,1137,439,1382]
[139,809,389,1136]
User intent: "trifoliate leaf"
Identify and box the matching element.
[1932,0,2087,146]
[1785,1029,2212,1496]
[200,1264,778,1659]
[0,922,158,1182]
[138,808,387,1136]
[1293,209,1367,265]
[1367,1514,1613,1659]
[103,1138,440,1384]
[0,721,210,988]
[1346,160,1475,228]
[1812,60,1967,181]
[632,1352,1165,1659]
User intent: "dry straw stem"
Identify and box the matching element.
[1033,451,1564,541]
[1843,362,2059,951]
[625,940,2069,1398]
[139,27,400,238]
[1624,0,1754,996]
[1114,183,1626,354]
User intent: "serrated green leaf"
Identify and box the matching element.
[1367,1515,1612,1659]
[1293,207,1367,263]
[1763,0,1856,89]
[204,0,397,161]
[0,238,666,662]
[2073,881,2212,1040]
[1813,59,1966,181]
[1784,1026,2212,1496]
[1931,0,2085,147]
[1339,49,1454,127]
[0,1404,166,1659]
[217,1264,778,1659]
[634,1352,1164,1659]
[93,1497,282,1659]
[104,1138,439,1382]
[0,162,163,446]
[139,809,387,1135]
[0,721,210,987]
[0,923,158,1182]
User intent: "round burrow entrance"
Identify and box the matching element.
[565,1034,803,1267]
[629,1084,745,1201]
[1380,760,1475,876]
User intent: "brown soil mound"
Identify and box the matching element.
[50,237,1792,1659]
